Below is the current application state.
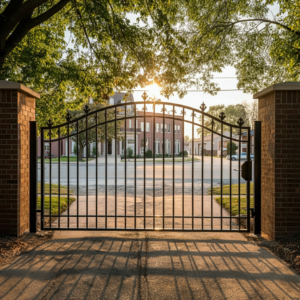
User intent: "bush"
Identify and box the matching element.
[92,147,100,157]
[145,149,153,158]
[127,147,133,158]
[179,151,188,157]
[227,142,238,155]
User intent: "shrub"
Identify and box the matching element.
[227,142,238,155]
[179,151,188,157]
[145,149,153,158]
[127,147,133,158]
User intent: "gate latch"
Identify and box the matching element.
[241,161,252,181]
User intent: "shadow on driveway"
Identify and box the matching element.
[0,231,300,299]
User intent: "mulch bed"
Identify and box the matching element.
[247,233,300,275]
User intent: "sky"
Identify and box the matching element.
[130,66,254,110]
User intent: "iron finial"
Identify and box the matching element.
[65,111,71,122]
[47,119,53,127]
[83,104,90,114]
[219,111,226,121]
[200,102,206,112]
[237,117,244,127]
[142,91,148,102]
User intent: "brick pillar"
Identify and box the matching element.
[254,82,300,240]
[0,81,40,236]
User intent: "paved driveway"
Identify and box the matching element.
[0,231,299,299]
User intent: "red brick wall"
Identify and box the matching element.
[258,90,300,240]
[0,89,35,236]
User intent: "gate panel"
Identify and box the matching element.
[40,99,252,232]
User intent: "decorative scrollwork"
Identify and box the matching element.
[142,91,148,102]
[65,111,71,122]
[200,102,206,112]
[180,109,186,115]
[191,112,196,118]
[237,117,244,127]
[47,119,53,127]
[161,107,167,113]
[219,111,226,121]
[83,104,90,114]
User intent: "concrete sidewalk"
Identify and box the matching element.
[0,231,300,299]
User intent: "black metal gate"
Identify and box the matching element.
[36,97,258,232]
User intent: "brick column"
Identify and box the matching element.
[0,81,40,236]
[254,82,300,240]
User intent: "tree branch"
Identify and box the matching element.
[221,19,300,37]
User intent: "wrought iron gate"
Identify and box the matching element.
[38,97,254,232]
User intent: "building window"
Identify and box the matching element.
[161,123,163,133]
[44,143,49,151]
[174,124,177,133]
[156,123,159,133]
[168,124,171,133]
[175,139,180,154]
[146,122,150,132]
[136,119,139,128]
[141,138,149,155]
[141,122,144,132]
[155,138,160,154]
[177,125,181,134]
[129,119,132,129]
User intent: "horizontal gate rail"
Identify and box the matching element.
[40,98,252,232]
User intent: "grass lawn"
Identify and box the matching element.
[215,196,254,216]
[37,183,73,195]
[209,182,254,195]
[38,157,93,163]
[37,196,76,215]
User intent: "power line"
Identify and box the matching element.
[125,89,241,92]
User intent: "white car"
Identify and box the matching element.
[226,152,254,161]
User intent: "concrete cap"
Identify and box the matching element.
[253,82,300,99]
[0,80,40,99]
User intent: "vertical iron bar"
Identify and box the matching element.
[211,121,213,230]
[221,123,223,230]
[134,106,137,229]
[58,128,60,229]
[68,123,70,229]
[41,128,44,230]
[96,113,98,229]
[85,116,88,229]
[144,103,146,229]
[230,127,232,230]
[125,107,127,229]
[173,108,175,229]
[192,113,194,230]
[201,114,204,230]
[29,121,37,233]
[247,127,251,231]
[238,127,241,231]
[254,121,261,235]
[77,121,79,229]
[153,103,155,229]
[115,109,117,229]
[49,127,52,229]
[163,105,165,229]
[182,113,184,230]
[105,110,108,229]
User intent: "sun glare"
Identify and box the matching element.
[148,83,161,98]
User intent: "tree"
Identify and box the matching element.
[127,147,133,158]
[227,142,238,156]
[69,103,124,161]
[73,144,77,155]
[184,135,190,142]
[197,104,249,136]
[242,100,258,129]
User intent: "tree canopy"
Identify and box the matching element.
[0,0,299,128]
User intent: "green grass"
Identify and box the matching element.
[37,183,73,195]
[215,196,254,216]
[209,182,254,195]
[37,196,76,215]
[38,157,93,162]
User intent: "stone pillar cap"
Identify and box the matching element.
[253,82,300,99]
[0,80,40,99]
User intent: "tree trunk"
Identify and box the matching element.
[78,142,84,161]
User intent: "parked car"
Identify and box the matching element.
[44,153,56,159]
[226,152,254,161]
[70,154,77,157]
